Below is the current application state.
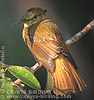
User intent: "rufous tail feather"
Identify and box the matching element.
[51,54,87,95]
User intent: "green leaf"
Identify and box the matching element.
[0,77,13,100]
[8,66,41,90]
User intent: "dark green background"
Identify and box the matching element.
[0,0,94,100]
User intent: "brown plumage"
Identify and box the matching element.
[22,19,87,95]
[52,54,86,95]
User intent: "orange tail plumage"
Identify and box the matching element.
[51,54,87,95]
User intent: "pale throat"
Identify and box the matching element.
[24,23,29,27]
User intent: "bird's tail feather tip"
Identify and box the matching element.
[51,54,87,95]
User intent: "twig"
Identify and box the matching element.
[13,79,25,87]
[30,63,41,72]
[65,20,94,47]
[14,79,21,84]
[0,61,41,73]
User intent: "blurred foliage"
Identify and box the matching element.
[0,63,42,100]
[0,77,13,100]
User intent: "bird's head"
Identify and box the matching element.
[18,8,47,27]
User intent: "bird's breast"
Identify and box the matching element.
[22,26,32,50]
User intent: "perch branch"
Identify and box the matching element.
[65,19,94,47]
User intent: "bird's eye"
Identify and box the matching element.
[33,15,37,19]
[44,9,47,13]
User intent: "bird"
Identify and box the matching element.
[18,7,87,95]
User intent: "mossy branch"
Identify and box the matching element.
[65,19,94,46]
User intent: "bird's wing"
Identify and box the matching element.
[27,19,78,72]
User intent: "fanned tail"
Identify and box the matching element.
[51,54,87,95]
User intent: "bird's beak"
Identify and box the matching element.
[10,19,26,27]
[17,19,27,24]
